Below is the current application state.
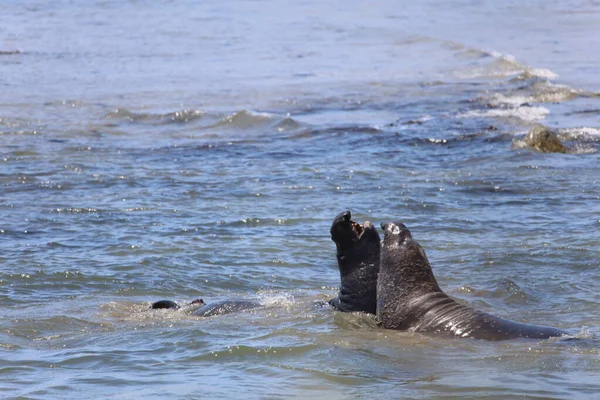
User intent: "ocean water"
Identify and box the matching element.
[1,0,599,398]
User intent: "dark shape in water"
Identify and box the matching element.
[192,300,262,317]
[150,298,261,317]
[329,210,381,315]
[521,125,567,153]
[151,298,204,310]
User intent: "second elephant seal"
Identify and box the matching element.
[151,298,261,317]
[377,221,567,340]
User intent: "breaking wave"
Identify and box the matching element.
[102,108,305,137]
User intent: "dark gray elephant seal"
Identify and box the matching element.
[151,298,204,310]
[377,221,567,340]
[151,299,181,310]
[151,298,261,316]
[192,300,262,317]
[328,210,380,314]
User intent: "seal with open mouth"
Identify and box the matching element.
[328,210,381,314]
[377,221,567,340]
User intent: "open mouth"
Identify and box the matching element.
[351,221,364,238]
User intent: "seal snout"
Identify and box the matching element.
[352,221,364,237]
[343,210,351,222]
[381,222,398,234]
[331,211,380,243]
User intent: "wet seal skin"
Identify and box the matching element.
[377,221,568,340]
[329,210,381,315]
[150,298,261,317]
[151,298,204,310]
[191,300,262,317]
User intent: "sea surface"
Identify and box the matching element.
[1,0,600,399]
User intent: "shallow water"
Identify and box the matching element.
[1,0,600,399]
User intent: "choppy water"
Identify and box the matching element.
[2,0,600,398]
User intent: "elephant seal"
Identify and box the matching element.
[151,299,181,310]
[377,221,567,340]
[328,210,380,314]
[151,298,204,310]
[192,300,262,317]
[151,298,261,316]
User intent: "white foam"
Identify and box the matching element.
[498,53,518,64]
[469,50,559,81]
[244,110,274,118]
[258,292,296,308]
[487,50,504,58]
[528,67,559,80]
[559,326,596,340]
[511,138,529,150]
[562,127,600,137]
[458,106,549,122]
[489,93,531,107]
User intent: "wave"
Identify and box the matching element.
[456,49,559,81]
[102,108,306,137]
[449,45,600,130]
[455,78,589,123]
[399,131,496,147]
[489,52,558,80]
[458,106,549,122]
[490,82,580,106]
[291,124,382,139]
[104,108,206,125]
[456,73,587,123]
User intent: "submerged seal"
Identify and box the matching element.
[150,299,181,310]
[151,298,205,310]
[328,210,380,314]
[151,298,261,317]
[192,300,262,317]
[377,221,567,340]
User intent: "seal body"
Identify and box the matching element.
[329,210,380,314]
[192,300,261,317]
[377,221,567,340]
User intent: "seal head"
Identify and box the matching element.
[151,300,181,310]
[151,298,205,310]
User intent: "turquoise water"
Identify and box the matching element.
[1,1,599,398]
